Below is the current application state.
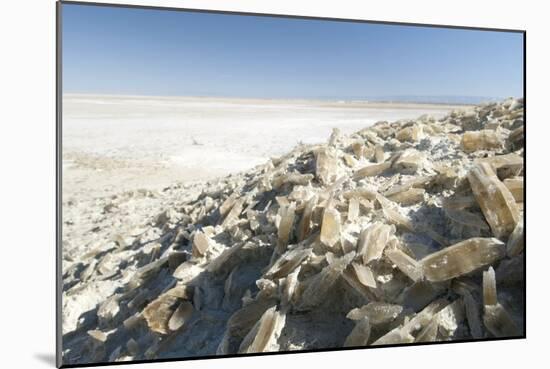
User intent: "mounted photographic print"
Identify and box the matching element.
[57,1,525,367]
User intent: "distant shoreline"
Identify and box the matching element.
[63,93,482,109]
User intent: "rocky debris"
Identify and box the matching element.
[62,98,524,364]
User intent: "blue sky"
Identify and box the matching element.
[62,3,524,100]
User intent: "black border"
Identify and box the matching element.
[56,1,63,367]
[55,1,527,368]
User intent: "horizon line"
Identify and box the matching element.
[62,92,520,105]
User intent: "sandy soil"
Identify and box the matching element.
[61,95,464,336]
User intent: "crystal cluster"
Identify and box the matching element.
[62,98,524,364]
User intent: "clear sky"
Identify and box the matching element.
[62,3,524,101]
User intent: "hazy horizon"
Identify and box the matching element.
[62,4,523,101]
[63,91,520,105]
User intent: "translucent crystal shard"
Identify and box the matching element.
[281,266,301,307]
[80,259,97,283]
[126,338,139,356]
[475,153,523,174]
[375,144,385,163]
[453,281,483,339]
[226,299,278,337]
[352,141,365,159]
[265,245,312,279]
[384,176,434,197]
[385,247,423,282]
[483,267,497,306]
[297,252,354,310]
[363,146,375,161]
[467,162,520,238]
[508,125,524,150]
[328,127,342,146]
[122,313,141,331]
[395,124,420,142]
[414,319,439,342]
[316,148,338,185]
[397,281,445,312]
[273,173,312,189]
[298,195,317,241]
[483,304,521,337]
[353,161,391,179]
[342,264,378,301]
[87,329,107,343]
[441,194,478,210]
[340,233,357,254]
[444,207,490,231]
[357,222,395,264]
[351,262,377,288]
[371,327,414,346]
[221,197,245,228]
[192,231,211,257]
[343,153,357,167]
[347,197,360,222]
[142,293,180,335]
[97,295,120,326]
[343,187,378,202]
[462,290,483,339]
[173,261,203,282]
[344,317,371,347]
[377,195,413,232]
[219,193,238,217]
[434,299,465,339]
[387,188,425,206]
[420,237,506,282]
[392,149,425,174]
[503,177,523,203]
[461,130,503,152]
[506,219,524,257]
[276,202,296,254]
[168,251,188,271]
[433,164,459,189]
[206,242,245,273]
[168,301,193,331]
[320,207,342,248]
[371,299,448,345]
[347,302,403,325]
[239,306,286,353]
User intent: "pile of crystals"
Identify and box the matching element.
[62,98,524,363]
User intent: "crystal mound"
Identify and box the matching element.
[61,98,524,364]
